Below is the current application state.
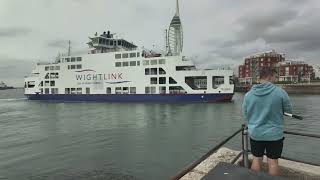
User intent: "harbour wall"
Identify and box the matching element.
[235,83,320,94]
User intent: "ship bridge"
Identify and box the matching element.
[87,31,137,54]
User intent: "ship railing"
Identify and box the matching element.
[170,124,320,180]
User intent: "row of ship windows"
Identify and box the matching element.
[45,66,60,71]
[115,52,140,59]
[145,68,166,75]
[143,59,166,65]
[45,73,59,79]
[115,61,140,67]
[150,77,177,84]
[61,57,82,63]
[68,64,82,70]
[114,59,166,67]
[39,86,186,95]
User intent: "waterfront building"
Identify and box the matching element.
[238,50,285,84]
[279,61,315,82]
[238,50,316,84]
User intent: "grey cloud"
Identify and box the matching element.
[47,40,69,48]
[202,1,320,65]
[235,9,299,44]
[0,27,31,38]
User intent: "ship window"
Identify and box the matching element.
[130,87,136,94]
[55,66,60,70]
[76,64,82,69]
[86,88,90,94]
[68,65,70,69]
[76,57,82,62]
[159,77,166,84]
[137,61,140,66]
[71,57,76,62]
[123,87,129,94]
[50,73,55,79]
[159,59,166,64]
[150,87,156,94]
[159,68,166,75]
[115,54,121,59]
[130,61,136,66]
[77,88,82,94]
[229,76,234,85]
[159,86,166,94]
[137,52,140,57]
[169,86,186,94]
[150,68,157,75]
[143,60,149,65]
[45,81,50,86]
[50,81,55,86]
[115,87,122,94]
[122,61,129,67]
[51,88,59,94]
[185,76,207,90]
[150,77,157,84]
[212,76,224,89]
[115,62,122,67]
[45,66,49,71]
[71,65,76,69]
[106,87,112,94]
[145,87,150,94]
[110,41,114,46]
[45,88,50,94]
[169,77,177,84]
[99,38,102,44]
[71,88,76,94]
[45,73,50,79]
[118,40,121,46]
[122,53,128,58]
[66,58,70,62]
[50,66,54,70]
[65,88,70,94]
[130,53,136,58]
[27,81,35,88]
[145,87,156,94]
[39,81,43,87]
[150,60,157,65]
[145,68,150,75]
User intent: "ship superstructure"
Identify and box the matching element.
[24,1,234,102]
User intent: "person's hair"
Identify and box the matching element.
[260,67,277,79]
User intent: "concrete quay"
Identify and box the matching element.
[179,147,320,180]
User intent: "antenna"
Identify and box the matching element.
[176,0,180,16]
[68,40,71,56]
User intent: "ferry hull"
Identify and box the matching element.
[25,93,233,103]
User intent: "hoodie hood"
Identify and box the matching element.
[251,82,276,96]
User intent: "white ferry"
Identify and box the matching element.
[24,0,234,103]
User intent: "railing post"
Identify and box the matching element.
[242,124,249,168]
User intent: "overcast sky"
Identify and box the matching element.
[1,0,320,86]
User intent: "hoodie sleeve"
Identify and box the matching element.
[242,94,248,121]
[282,90,293,114]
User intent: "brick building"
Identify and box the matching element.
[238,50,315,84]
[279,61,315,82]
[238,50,285,84]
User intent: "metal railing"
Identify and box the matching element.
[170,124,320,180]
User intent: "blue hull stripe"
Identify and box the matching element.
[25,93,234,103]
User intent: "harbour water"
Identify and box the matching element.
[0,89,319,180]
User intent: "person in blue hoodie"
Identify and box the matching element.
[242,67,292,176]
